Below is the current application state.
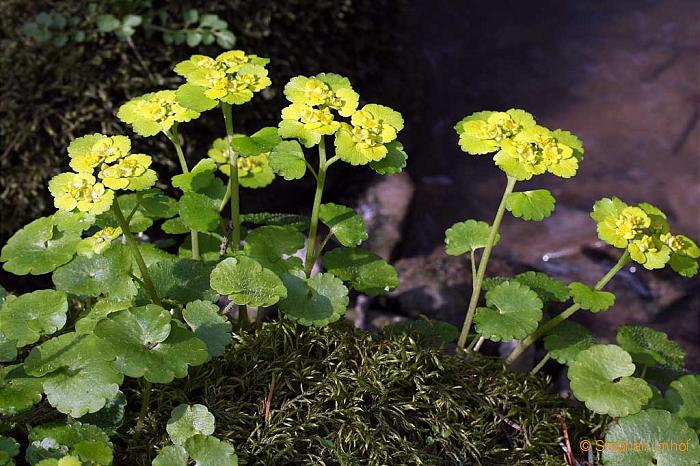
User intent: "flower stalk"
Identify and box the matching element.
[505,250,631,365]
[304,137,328,276]
[457,175,517,350]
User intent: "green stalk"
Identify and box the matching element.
[530,352,551,375]
[112,200,161,306]
[457,176,517,350]
[166,126,200,261]
[135,380,152,433]
[505,250,631,365]
[221,103,248,326]
[304,136,328,276]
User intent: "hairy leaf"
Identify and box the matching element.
[616,325,686,369]
[543,321,596,364]
[183,301,232,360]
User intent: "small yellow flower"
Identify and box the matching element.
[284,74,359,117]
[98,154,157,191]
[282,104,340,135]
[69,135,131,173]
[49,172,114,215]
[463,112,521,143]
[610,207,651,240]
[118,90,200,136]
[497,126,580,180]
[77,226,122,256]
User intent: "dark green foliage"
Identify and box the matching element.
[0,0,405,241]
[123,320,604,465]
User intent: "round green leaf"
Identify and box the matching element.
[232,127,281,157]
[179,192,221,233]
[167,404,216,445]
[543,321,596,364]
[369,140,408,175]
[1,216,81,275]
[603,409,700,466]
[505,189,556,221]
[153,445,188,466]
[616,325,686,369]
[269,140,307,180]
[319,203,368,247]
[75,298,133,334]
[665,375,700,434]
[444,220,498,256]
[80,391,127,434]
[323,247,399,296]
[24,333,123,417]
[176,84,218,112]
[183,301,232,360]
[0,364,43,415]
[28,422,113,466]
[515,271,570,302]
[0,290,67,348]
[473,281,543,341]
[0,331,17,362]
[279,271,349,327]
[569,281,615,312]
[140,259,218,305]
[52,245,135,299]
[184,435,238,466]
[0,435,19,465]
[568,344,652,417]
[96,14,120,32]
[243,226,304,275]
[210,256,287,307]
[94,306,208,384]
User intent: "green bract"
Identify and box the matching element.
[334,104,404,165]
[118,90,200,136]
[454,109,535,155]
[568,345,652,417]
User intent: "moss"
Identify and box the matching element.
[120,320,604,465]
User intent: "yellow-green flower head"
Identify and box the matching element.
[68,134,131,173]
[207,137,275,189]
[48,172,114,215]
[334,104,404,165]
[117,90,200,137]
[284,73,359,117]
[455,109,536,155]
[98,153,157,191]
[174,50,271,107]
[77,226,122,257]
[627,234,670,269]
[496,126,583,180]
[279,103,342,148]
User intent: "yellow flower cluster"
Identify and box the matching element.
[117,90,200,137]
[49,134,157,215]
[77,226,122,256]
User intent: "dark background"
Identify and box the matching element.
[1,0,698,368]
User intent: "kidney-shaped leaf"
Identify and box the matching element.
[167,404,216,445]
[153,445,188,466]
[665,375,700,435]
[569,281,615,312]
[444,220,498,256]
[616,325,686,370]
[473,281,543,341]
[184,435,238,466]
[505,189,556,221]
[27,422,113,466]
[243,226,304,275]
[543,320,596,364]
[568,344,652,417]
[279,271,349,327]
[210,256,287,307]
[0,290,68,348]
[323,247,399,296]
[603,409,700,466]
[515,271,570,303]
[319,203,368,247]
[269,140,306,180]
[0,364,44,416]
[140,259,218,305]
[182,301,232,360]
[53,245,135,299]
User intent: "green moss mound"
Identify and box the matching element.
[122,320,600,465]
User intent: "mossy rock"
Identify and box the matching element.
[122,320,602,465]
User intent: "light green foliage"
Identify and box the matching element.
[569,281,615,312]
[334,104,404,165]
[323,247,399,296]
[153,445,188,466]
[505,189,556,221]
[369,141,408,175]
[269,140,307,180]
[513,271,570,302]
[665,375,700,434]
[210,256,287,307]
[616,325,686,369]
[118,90,200,136]
[75,298,133,334]
[184,435,238,466]
[241,213,310,232]
[167,404,216,445]
[0,332,17,363]
[568,345,652,417]
[141,259,217,305]
[53,245,136,299]
[0,365,44,415]
[543,321,596,364]
[94,306,208,384]
[603,409,700,466]
[27,422,113,466]
[24,333,123,417]
[473,281,543,341]
[0,290,67,348]
[278,271,349,326]
[183,301,232,360]
[454,109,535,155]
[444,219,498,256]
[319,203,368,247]
[79,391,127,435]
[0,215,83,275]
[242,226,304,275]
[172,160,225,233]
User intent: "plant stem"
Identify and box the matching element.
[221,103,248,326]
[470,249,477,292]
[472,336,486,352]
[304,137,328,276]
[457,176,517,350]
[112,201,161,306]
[166,126,200,261]
[530,352,552,375]
[505,250,631,365]
[466,334,480,351]
[135,380,152,433]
